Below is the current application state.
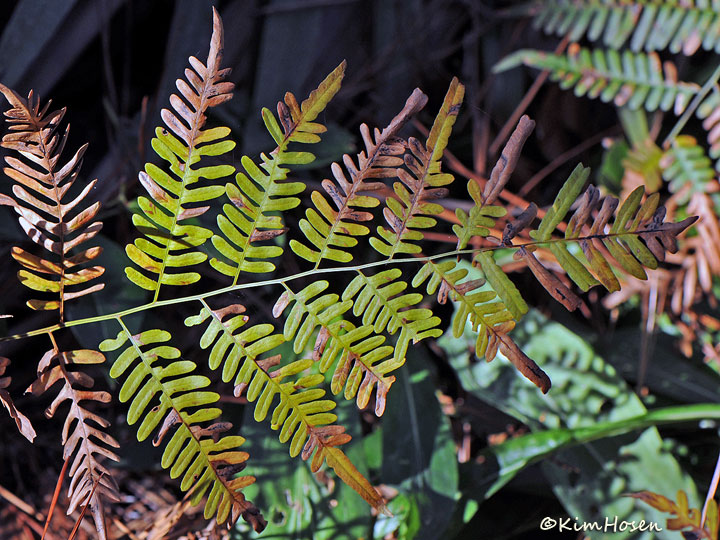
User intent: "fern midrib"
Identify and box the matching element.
[152,76,215,303]
[25,110,69,322]
[546,54,698,94]
[115,316,242,504]
[3,230,669,342]
[387,153,432,260]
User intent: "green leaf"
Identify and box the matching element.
[211,62,346,284]
[495,47,699,114]
[124,11,235,300]
[101,319,260,527]
[440,311,701,539]
[533,1,720,55]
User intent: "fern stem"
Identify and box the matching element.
[0,227,680,343]
[664,63,720,148]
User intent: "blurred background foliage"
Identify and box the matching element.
[1,1,720,539]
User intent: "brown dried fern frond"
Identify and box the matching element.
[0,84,104,322]
[0,357,35,442]
[27,349,120,540]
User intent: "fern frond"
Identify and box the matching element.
[412,259,550,393]
[661,135,716,204]
[527,164,697,297]
[185,302,386,511]
[125,8,234,299]
[342,269,442,362]
[494,45,699,113]
[454,115,536,250]
[697,90,720,169]
[99,327,265,531]
[0,357,35,442]
[533,1,720,55]
[0,84,104,321]
[371,78,464,257]
[290,88,428,266]
[210,62,346,284]
[273,281,398,416]
[26,349,120,540]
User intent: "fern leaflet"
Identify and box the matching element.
[494,45,699,113]
[210,62,346,284]
[532,1,720,55]
[0,84,104,320]
[454,115,536,250]
[413,259,550,393]
[125,7,234,299]
[527,164,697,296]
[662,134,716,204]
[184,301,386,511]
[273,281,398,416]
[342,269,442,362]
[27,349,120,540]
[371,77,464,257]
[99,325,265,531]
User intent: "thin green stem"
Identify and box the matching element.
[664,63,720,148]
[0,228,671,343]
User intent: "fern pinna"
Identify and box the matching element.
[0,81,119,539]
[124,8,233,299]
[0,7,699,538]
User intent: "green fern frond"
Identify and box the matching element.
[99,326,265,531]
[528,164,698,294]
[273,281,398,416]
[210,62,346,284]
[26,349,120,540]
[125,8,235,299]
[662,135,715,204]
[413,259,550,393]
[185,304,328,453]
[185,301,387,511]
[494,45,699,113]
[290,89,429,266]
[342,269,442,362]
[371,78,464,257]
[533,1,720,55]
